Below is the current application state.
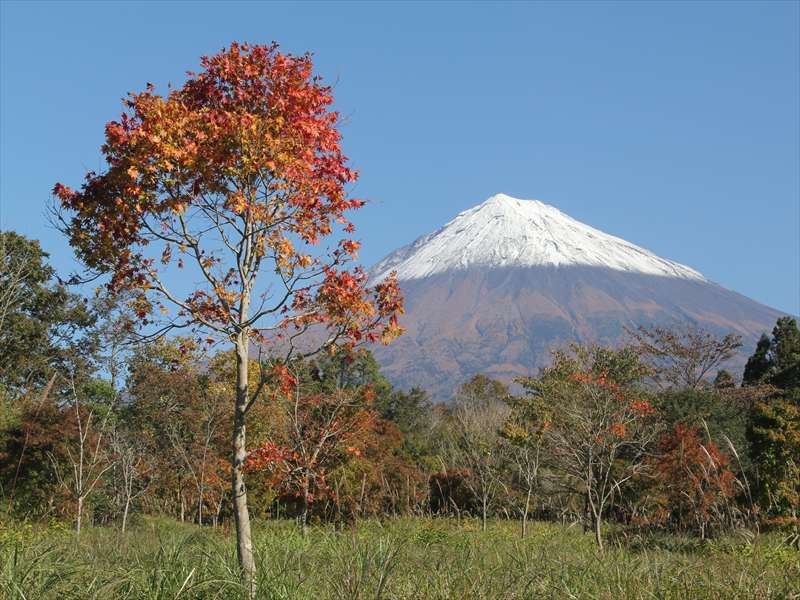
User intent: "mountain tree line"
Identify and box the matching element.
[2,228,799,553]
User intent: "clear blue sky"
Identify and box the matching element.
[2,1,798,314]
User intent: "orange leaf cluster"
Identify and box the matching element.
[54,42,403,350]
[245,391,375,505]
[649,423,737,532]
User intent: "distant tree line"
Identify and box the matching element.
[1,229,799,549]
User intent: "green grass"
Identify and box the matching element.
[1,517,798,599]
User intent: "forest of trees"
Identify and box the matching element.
[2,228,799,554]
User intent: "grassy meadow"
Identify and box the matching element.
[1,517,798,599]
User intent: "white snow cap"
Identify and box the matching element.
[370,193,705,282]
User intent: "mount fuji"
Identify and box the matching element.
[368,193,786,399]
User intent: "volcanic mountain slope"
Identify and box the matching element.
[368,194,786,400]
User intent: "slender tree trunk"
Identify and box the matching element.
[198,483,204,525]
[299,499,309,536]
[233,336,256,596]
[358,473,367,521]
[76,496,83,536]
[522,487,532,539]
[583,493,590,534]
[482,496,488,532]
[593,511,603,552]
[122,496,130,533]
[211,496,222,528]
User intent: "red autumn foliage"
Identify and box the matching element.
[245,390,376,524]
[53,41,403,349]
[650,423,737,536]
[332,417,426,520]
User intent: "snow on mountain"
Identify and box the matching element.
[367,193,785,399]
[370,193,705,283]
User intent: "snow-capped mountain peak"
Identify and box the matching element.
[370,193,705,282]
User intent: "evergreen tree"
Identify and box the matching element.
[743,334,772,386]
[744,317,800,519]
[742,318,800,389]
[304,349,393,405]
[770,317,800,389]
[747,389,800,518]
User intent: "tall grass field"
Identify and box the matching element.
[1,517,798,599]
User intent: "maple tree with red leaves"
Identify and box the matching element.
[651,423,737,538]
[52,42,403,589]
[245,386,376,532]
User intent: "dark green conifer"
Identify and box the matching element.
[743,334,772,386]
